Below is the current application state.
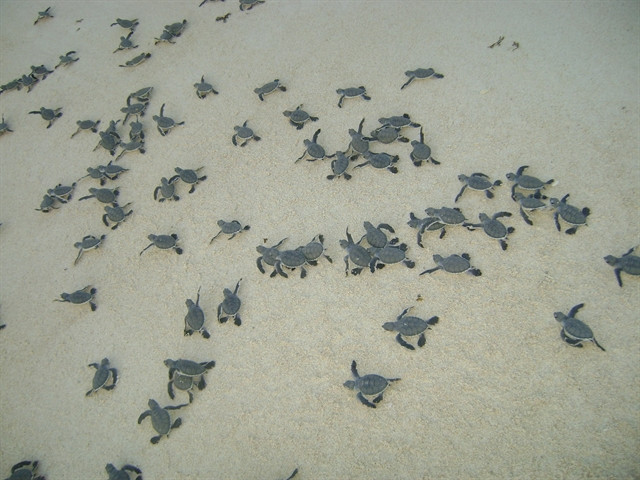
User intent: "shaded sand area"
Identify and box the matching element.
[1,1,639,478]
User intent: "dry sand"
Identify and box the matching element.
[1,1,639,479]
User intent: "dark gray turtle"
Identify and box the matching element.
[113,32,138,53]
[301,234,332,266]
[28,107,62,128]
[550,194,590,234]
[360,221,397,249]
[184,287,209,338]
[513,191,547,225]
[154,30,176,45]
[340,228,374,275]
[506,165,554,199]
[153,103,184,136]
[169,167,206,193]
[554,303,605,351]
[368,125,409,144]
[105,119,122,138]
[93,131,119,156]
[47,182,76,203]
[54,285,97,311]
[210,219,250,242]
[0,79,21,94]
[71,119,100,138]
[378,114,421,130]
[128,117,144,141]
[327,151,354,180]
[5,460,44,480]
[55,50,79,68]
[283,104,318,130]
[296,129,333,162]
[102,202,132,230]
[128,86,153,103]
[79,187,119,204]
[19,74,39,92]
[137,399,187,444]
[74,234,106,265]
[140,234,183,255]
[410,127,438,166]
[232,120,260,146]
[401,67,444,89]
[115,140,145,161]
[120,96,147,124]
[274,249,308,279]
[240,0,265,11]
[79,163,128,185]
[0,115,13,135]
[370,243,415,271]
[604,246,640,287]
[119,52,151,68]
[217,279,242,325]
[407,213,446,247]
[343,360,400,408]
[194,75,218,99]
[154,177,179,202]
[30,65,53,81]
[336,86,371,108]
[355,151,399,174]
[256,238,287,275]
[466,212,514,250]
[420,253,481,276]
[383,306,439,350]
[86,358,118,396]
[424,207,467,238]
[111,18,139,31]
[455,173,502,202]
[164,19,187,37]
[347,118,371,158]
[34,6,53,24]
[254,78,286,101]
[165,358,216,403]
[35,194,58,212]
[105,463,142,480]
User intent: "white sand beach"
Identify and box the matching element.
[0,1,639,479]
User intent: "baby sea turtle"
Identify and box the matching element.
[79,187,119,205]
[102,202,133,230]
[79,163,128,185]
[401,67,444,90]
[370,243,415,271]
[604,246,640,287]
[154,30,176,45]
[383,306,439,350]
[274,249,309,279]
[355,151,399,174]
[86,358,118,396]
[74,234,106,265]
[420,253,481,277]
[111,18,139,31]
[283,104,318,130]
[105,463,142,480]
[4,460,44,480]
[113,32,138,53]
[194,75,219,99]
[128,86,153,103]
[120,96,147,123]
[128,117,144,141]
[0,115,13,136]
[467,212,514,250]
[554,303,605,351]
[71,119,100,138]
[138,399,187,444]
[240,0,265,11]
[549,194,590,234]
[513,191,547,225]
[256,238,287,275]
[28,107,62,128]
[424,206,467,238]
[407,213,446,247]
[55,50,79,68]
[210,220,250,242]
[368,125,409,144]
[0,78,21,94]
[360,221,397,249]
[301,234,332,266]
[115,140,145,161]
[94,131,120,156]
[153,103,184,136]
[35,194,58,212]
[218,279,242,325]
[19,74,39,92]
[340,228,374,275]
[378,113,421,130]
[344,360,400,408]
[169,167,206,193]
[165,358,216,403]
[506,165,554,199]
[119,52,151,68]
[255,78,286,101]
[455,173,502,202]
[410,127,438,166]
[347,118,371,158]
[54,285,97,311]
[47,182,76,203]
[296,128,333,162]
[232,120,260,146]
[184,287,209,338]
[34,6,53,25]
[154,177,179,202]
[30,65,53,80]
[336,86,371,108]
[327,151,354,180]
[164,19,187,37]
[140,234,183,255]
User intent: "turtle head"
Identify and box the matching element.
[505,172,516,181]
[553,312,566,323]
[148,399,158,409]
[343,380,355,390]
[164,359,176,368]
[382,322,397,332]
[106,464,116,474]
[603,255,617,266]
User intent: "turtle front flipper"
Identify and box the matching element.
[560,329,583,347]
[396,333,415,350]
[357,391,376,408]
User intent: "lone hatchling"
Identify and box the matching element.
[0,115,13,135]
[549,194,590,234]
[165,358,216,403]
[383,306,439,350]
[420,253,481,277]
[604,246,640,287]
[139,234,183,255]
[113,32,138,53]
[71,119,100,138]
[455,173,502,202]
[336,86,371,108]
[54,285,97,311]
[254,79,286,101]
[554,303,605,351]
[210,219,250,242]
[401,67,444,89]
[360,221,397,249]
[74,234,106,265]
[232,120,260,146]
[34,6,53,24]
[110,18,139,31]
[274,248,309,278]
[184,287,210,338]
[283,104,318,130]
[86,358,118,396]
[194,75,219,99]
[344,360,400,408]
[138,399,187,444]
[218,279,242,325]
[28,107,62,128]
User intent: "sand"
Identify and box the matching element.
[0,1,639,479]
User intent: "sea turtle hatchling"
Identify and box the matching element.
[184,287,209,338]
[347,118,371,158]
[455,173,502,202]
[4,460,45,480]
[86,358,118,396]
[28,107,62,128]
[336,86,371,108]
[218,279,242,325]
[71,119,100,138]
[343,360,400,408]
[407,213,446,247]
[47,183,76,203]
[420,253,482,277]
[296,129,333,162]
[154,30,176,45]
[340,228,374,275]
[164,19,187,37]
[94,131,120,156]
[355,151,399,174]
[300,234,333,266]
[370,243,415,271]
[256,238,287,275]
[401,67,444,89]
[165,358,216,403]
[232,121,260,146]
[153,103,184,136]
[283,104,318,130]
[113,32,138,53]
[424,207,468,238]
[368,125,409,144]
[513,191,547,225]
[0,116,13,136]
[554,303,605,351]
[506,165,554,199]
[55,50,79,68]
[74,234,106,265]
[410,127,438,166]
[240,0,265,11]
[137,399,187,444]
[105,463,142,480]
[120,96,147,123]
[128,86,153,103]
[274,249,309,279]
[466,212,515,250]
[54,285,97,311]
[115,140,145,161]
[154,177,179,202]
[254,79,286,101]
[79,163,128,185]
[119,52,151,68]
[140,234,183,255]
[79,187,119,205]
[378,113,421,130]
[549,194,590,234]
[35,194,59,212]
[34,6,53,24]
[128,117,144,141]
[209,220,250,242]
[19,74,39,92]
[383,306,439,350]
[110,18,138,31]
[360,221,397,249]
[327,151,354,180]
[30,65,53,80]
[194,75,219,99]
[604,246,640,287]
[0,79,21,95]
[102,202,133,230]
[169,167,206,193]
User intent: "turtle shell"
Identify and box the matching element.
[372,126,399,144]
[156,116,175,128]
[366,152,395,169]
[331,153,350,175]
[219,220,242,234]
[92,363,111,390]
[171,359,208,376]
[428,207,465,225]
[343,242,371,267]
[149,403,171,435]
[306,142,325,159]
[279,249,306,268]
[185,300,204,329]
[235,126,253,139]
[172,373,195,391]
[363,222,389,248]
[288,108,309,123]
[68,289,94,304]
[222,290,241,315]
[374,245,406,264]
[349,131,369,154]
[412,68,436,79]
[438,254,471,273]
[391,316,429,336]
[356,374,390,396]
[302,241,324,262]
[558,203,588,225]
[482,218,509,239]
[411,142,431,161]
[466,174,493,190]
[562,318,595,340]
